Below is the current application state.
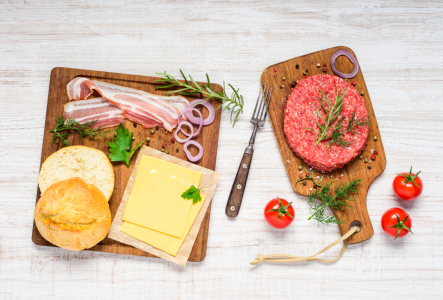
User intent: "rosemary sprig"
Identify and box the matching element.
[307,179,361,225]
[155,70,244,127]
[50,116,113,147]
[296,167,324,187]
[306,87,348,146]
[306,87,370,149]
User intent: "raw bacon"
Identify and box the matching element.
[63,97,124,128]
[67,78,189,132]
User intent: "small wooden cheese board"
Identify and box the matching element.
[261,46,386,244]
[32,67,223,261]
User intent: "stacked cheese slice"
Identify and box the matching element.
[121,155,205,256]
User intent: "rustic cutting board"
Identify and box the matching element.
[261,46,386,244]
[32,67,222,261]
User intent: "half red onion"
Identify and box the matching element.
[183,140,203,162]
[174,120,194,143]
[330,49,359,79]
[186,99,215,126]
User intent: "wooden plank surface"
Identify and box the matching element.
[1,1,443,299]
[262,46,387,244]
[31,67,222,262]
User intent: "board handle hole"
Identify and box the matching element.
[350,220,361,233]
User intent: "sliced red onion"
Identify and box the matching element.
[183,140,203,162]
[186,99,215,126]
[330,49,359,79]
[174,120,194,143]
[180,107,202,138]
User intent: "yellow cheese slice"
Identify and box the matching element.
[123,155,202,238]
[121,194,206,256]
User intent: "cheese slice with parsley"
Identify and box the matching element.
[122,155,202,238]
[121,194,206,256]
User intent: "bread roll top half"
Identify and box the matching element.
[34,177,112,251]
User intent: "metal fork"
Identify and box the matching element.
[225,83,273,218]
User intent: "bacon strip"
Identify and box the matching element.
[63,97,124,129]
[67,78,189,132]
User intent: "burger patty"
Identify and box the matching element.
[284,74,369,172]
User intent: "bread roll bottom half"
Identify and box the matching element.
[34,177,112,251]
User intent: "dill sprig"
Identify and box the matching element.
[50,116,113,147]
[296,167,324,187]
[325,112,370,149]
[307,179,361,225]
[155,70,244,127]
[306,87,370,149]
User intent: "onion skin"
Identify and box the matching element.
[183,140,203,162]
[186,99,215,126]
[330,49,359,79]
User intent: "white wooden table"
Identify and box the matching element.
[1,1,442,299]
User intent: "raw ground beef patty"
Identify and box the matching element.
[284,74,369,172]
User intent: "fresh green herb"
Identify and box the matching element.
[155,70,244,127]
[398,167,422,188]
[307,179,361,225]
[325,112,370,149]
[305,87,370,149]
[181,185,203,204]
[296,167,324,187]
[108,124,143,167]
[50,116,112,147]
[266,197,294,223]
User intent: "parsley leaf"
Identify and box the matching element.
[108,123,143,167]
[181,185,203,204]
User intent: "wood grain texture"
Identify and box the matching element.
[1,0,443,299]
[225,152,253,218]
[31,67,222,262]
[262,46,387,244]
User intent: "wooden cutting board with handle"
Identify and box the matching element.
[261,46,386,244]
[32,67,222,261]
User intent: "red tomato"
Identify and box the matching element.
[393,167,423,201]
[264,197,294,229]
[381,207,413,239]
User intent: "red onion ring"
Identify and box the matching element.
[174,121,194,143]
[185,99,215,126]
[330,49,359,79]
[179,107,203,138]
[183,140,203,162]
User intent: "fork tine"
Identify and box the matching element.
[257,82,268,120]
[262,86,273,121]
[251,85,263,119]
[259,83,270,120]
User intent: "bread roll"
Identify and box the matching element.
[34,178,112,251]
[38,146,114,201]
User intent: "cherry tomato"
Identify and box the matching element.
[381,207,413,239]
[264,197,294,229]
[393,167,423,201]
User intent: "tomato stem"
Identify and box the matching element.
[398,166,422,189]
[388,214,413,239]
[266,197,294,223]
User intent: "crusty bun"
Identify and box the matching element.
[38,146,114,201]
[34,178,112,251]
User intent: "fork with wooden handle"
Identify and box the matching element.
[225,83,273,218]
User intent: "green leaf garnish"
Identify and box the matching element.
[107,123,143,167]
[181,185,203,204]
